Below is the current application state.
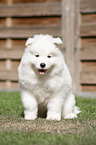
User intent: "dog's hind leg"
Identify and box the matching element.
[62,94,78,119]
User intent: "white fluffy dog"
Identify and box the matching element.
[18,34,81,121]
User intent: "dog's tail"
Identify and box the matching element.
[74,106,81,115]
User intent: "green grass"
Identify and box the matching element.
[0,92,96,145]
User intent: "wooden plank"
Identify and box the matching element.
[0,48,24,59]
[0,81,19,90]
[0,2,61,17]
[75,92,96,98]
[0,0,7,4]
[11,81,19,90]
[13,0,36,3]
[11,39,25,47]
[0,25,61,38]
[81,62,96,72]
[0,18,6,26]
[82,14,96,23]
[80,62,96,84]
[80,62,96,91]
[73,0,80,92]
[80,0,96,13]
[0,60,6,70]
[0,40,6,47]
[81,85,96,92]
[61,0,75,83]
[0,81,6,89]
[12,17,61,26]
[80,47,96,60]
[80,72,96,84]
[80,23,96,37]
[11,60,20,70]
[80,38,96,60]
[81,38,96,49]
[0,60,20,71]
[0,70,18,81]
[12,0,61,3]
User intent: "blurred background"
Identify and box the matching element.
[0,0,96,97]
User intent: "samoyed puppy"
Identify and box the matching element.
[18,34,81,121]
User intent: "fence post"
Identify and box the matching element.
[62,0,78,91]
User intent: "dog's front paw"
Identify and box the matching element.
[47,112,61,121]
[64,113,77,119]
[24,110,37,120]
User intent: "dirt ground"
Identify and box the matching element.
[0,115,96,135]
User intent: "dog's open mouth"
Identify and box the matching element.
[38,69,47,75]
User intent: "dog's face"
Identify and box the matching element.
[25,34,63,75]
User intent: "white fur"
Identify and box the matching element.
[18,34,81,120]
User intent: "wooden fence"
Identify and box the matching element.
[0,0,61,90]
[0,0,96,96]
[79,0,96,96]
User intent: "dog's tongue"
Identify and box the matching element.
[39,69,45,75]
[40,71,45,75]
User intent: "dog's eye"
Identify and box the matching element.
[35,55,39,57]
[47,55,51,58]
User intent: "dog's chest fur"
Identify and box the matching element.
[31,78,54,103]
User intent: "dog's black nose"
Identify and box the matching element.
[40,63,46,68]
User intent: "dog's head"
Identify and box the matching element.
[25,34,63,76]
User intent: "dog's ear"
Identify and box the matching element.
[53,37,63,45]
[25,37,34,46]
